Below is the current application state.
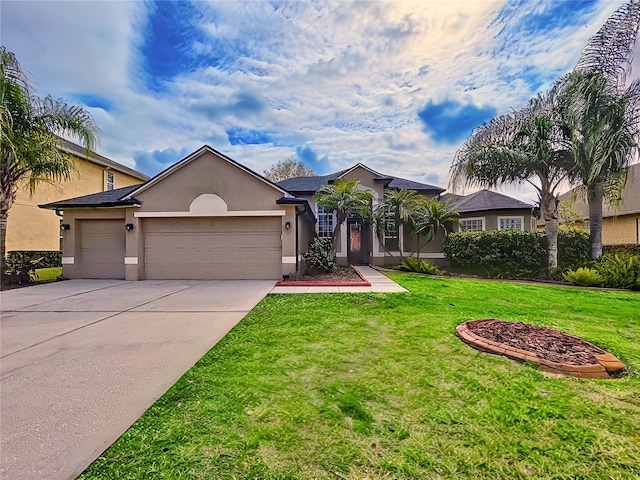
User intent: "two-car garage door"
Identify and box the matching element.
[143,217,281,280]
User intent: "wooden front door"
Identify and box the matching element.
[347,218,371,265]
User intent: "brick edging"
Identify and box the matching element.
[456,320,626,379]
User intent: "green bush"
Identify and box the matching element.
[444,230,545,278]
[7,250,61,268]
[563,267,603,287]
[557,228,590,270]
[303,237,336,273]
[396,258,442,275]
[595,252,640,290]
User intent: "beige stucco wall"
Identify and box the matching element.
[602,215,640,245]
[7,156,144,252]
[458,210,537,232]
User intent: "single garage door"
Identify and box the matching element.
[79,219,126,279]
[144,217,281,279]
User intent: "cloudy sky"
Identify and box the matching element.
[2,0,633,200]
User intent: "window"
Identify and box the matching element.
[531,217,538,231]
[383,210,399,251]
[106,171,115,191]
[317,205,335,238]
[498,216,524,231]
[459,217,485,232]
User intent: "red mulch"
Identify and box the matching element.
[465,319,605,366]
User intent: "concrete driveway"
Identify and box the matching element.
[0,279,275,480]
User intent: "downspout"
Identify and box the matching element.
[55,208,64,217]
[295,207,300,272]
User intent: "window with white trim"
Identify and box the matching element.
[498,216,524,231]
[459,217,485,232]
[317,205,335,238]
[383,210,399,251]
[106,171,115,191]
[531,217,537,231]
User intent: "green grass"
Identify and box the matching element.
[79,274,640,480]
[35,267,62,281]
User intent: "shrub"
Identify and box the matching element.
[303,237,336,273]
[444,230,545,278]
[2,253,42,285]
[7,250,62,269]
[563,267,603,287]
[595,252,640,290]
[396,258,442,275]
[557,228,590,270]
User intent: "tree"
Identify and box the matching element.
[314,179,373,252]
[411,198,459,260]
[557,0,640,259]
[451,92,571,271]
[373,189,425,259]
[1,47,98,262]
[557,71,640,258]
[263,158,316,182]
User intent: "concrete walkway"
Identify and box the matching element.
[0,279,274,480]
[269,265,408,293]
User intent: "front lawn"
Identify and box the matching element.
[80,274,639,479]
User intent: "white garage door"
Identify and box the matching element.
[79,219,126,279]
[143,217,281,279]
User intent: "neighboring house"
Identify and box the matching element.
[440,190,537,233]
[557,162,640,245]
[41,146,538,280]
[8,138,149,252]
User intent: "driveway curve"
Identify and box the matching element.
[0,279,274,480]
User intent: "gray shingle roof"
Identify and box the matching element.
[442,189,533,213]
[276,169,349,192]
[39,184,144,209]
[276,166,445,193]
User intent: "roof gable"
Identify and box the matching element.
[123,145,292,200]
[444,189,533,213]
[276,164,444,193]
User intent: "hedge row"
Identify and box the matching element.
[7,250,62,269]
[443,228,590,278]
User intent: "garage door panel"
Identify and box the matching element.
[79,220,125,279]
[143,218,281,280]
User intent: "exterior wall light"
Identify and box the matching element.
[284,221,291,230]
[125,223,134,231]
[61,224,71,232]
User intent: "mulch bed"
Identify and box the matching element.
[457,319,626,378]
[277,266,370,286]
[465,319,604,365]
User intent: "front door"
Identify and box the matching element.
[347,218,371,265]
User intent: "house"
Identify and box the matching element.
[557,162,640,245]
[7,137,149,252]
[41,145,538,280]
[41,146,315,280]
[277,164,446,266]
[440,190,537,233]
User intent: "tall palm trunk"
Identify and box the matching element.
[587,181,604,259]
[540,182,559,271]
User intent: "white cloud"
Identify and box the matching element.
[1,0,633,205]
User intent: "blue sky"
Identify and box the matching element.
[2,0,633,201]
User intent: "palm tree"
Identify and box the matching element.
[557,0,640,258]
[373,189,425,259]
[1,47,98,262]
[411,198,459,259]
[451,92,571,271]
[314,179,373,252]
[557,71,640,258]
